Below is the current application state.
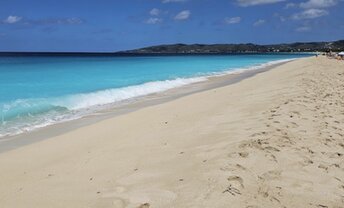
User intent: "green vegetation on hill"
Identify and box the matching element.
[120,40,344,54]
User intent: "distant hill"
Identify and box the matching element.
[120,40,344,54]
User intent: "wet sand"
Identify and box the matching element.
[0,60,286,153]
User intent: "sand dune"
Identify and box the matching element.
[0,56,343,208]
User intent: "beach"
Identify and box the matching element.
[0,56,343,207]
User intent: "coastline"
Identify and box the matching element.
[0,58,295,153]
[0,56,343,208]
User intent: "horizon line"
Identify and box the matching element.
[0,39,342,54]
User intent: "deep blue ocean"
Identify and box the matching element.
[0,54,312,137]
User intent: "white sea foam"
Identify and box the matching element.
[0,77,207,138]
[58,77,207,110]
[0,58,297,138]
[208,58,297,77]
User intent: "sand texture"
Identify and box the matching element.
[0,56,343,208]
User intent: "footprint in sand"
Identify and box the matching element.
[238,152,249,158]
[290,122,299,127]
[220,163,247,172]
[138,203,150,208]
[329,152,343,158]
[263,146,280,152]
[318,164,329,171]
[265,153,278,162]
[228,175,244,188]
[223,175,244,196]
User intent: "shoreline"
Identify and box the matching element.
[0,58,295,153]
[0,56,343,207]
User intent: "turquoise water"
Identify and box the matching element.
[0,54,311,137]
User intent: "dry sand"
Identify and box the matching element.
[0,56,343,208]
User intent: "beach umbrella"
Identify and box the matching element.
[338,52,344,56]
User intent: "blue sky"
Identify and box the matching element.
[0,0,343,52]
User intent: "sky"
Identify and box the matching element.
[0,0,343,52]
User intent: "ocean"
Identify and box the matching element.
[0,53,312,138]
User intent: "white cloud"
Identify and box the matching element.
[224,17,241,24]
[66,18,83,24]
[292,8,328,19]
[253,19,266,26]
[150,8,161,16]
[295,25,312,31]
[300,0,338,9]
[3,15,22,24]
[34,18,83,25]
[285,3,296,8]
[237,0,286,7]
[145,17,163,24]
[174,10,191,20]
[162,0,187,3]
[1,16,83,27]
